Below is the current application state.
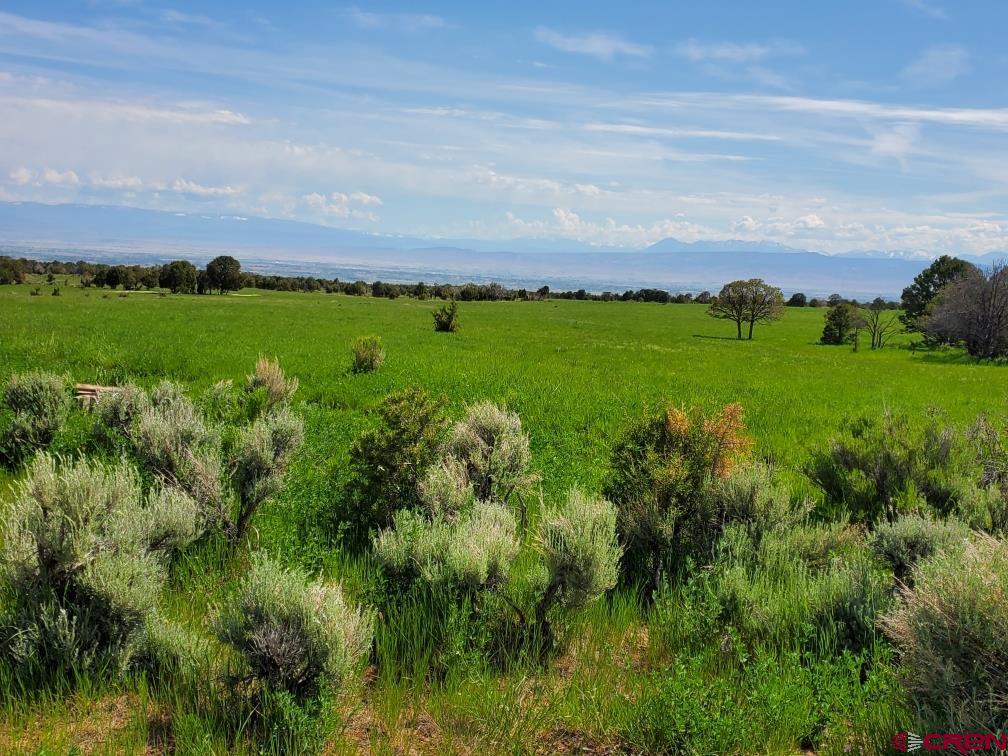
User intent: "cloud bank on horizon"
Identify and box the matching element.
[0,0,1006,255]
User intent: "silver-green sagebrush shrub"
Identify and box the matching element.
[93,384,150,443]
[439,400,537,513]
[130,386,225,520]
[536,489,621,611]
[230,407,305,543]
[216,554,373,700]
[417,455,474,518]
[374,501,519,592]
[869,513,970,583]
[2,370,71,464]
[351,335,385,374]
[711,461,809,545]
[0,454,197,674]
[881,534,1008,731]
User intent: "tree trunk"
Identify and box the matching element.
[736,320,742,340]
[747,319,755,340]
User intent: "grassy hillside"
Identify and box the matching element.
[0,278,1004,754]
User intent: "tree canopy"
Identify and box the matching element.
[900,255,975,334]
[205,255,242,294]
[708,278,784,340]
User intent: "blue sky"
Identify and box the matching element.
[1,1,1007,253]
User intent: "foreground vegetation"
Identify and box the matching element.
[0,276,1007,754]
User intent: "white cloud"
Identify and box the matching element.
[900,0,947,20]
[901,44,970,87]
[869,123,920,162]
[584,122,781,141]
[673,39,804,63]
[303,190,381,221]
[505,207,714,246]
[9,167,33,185]
[170,178,238,196]
[41,168,79,185]
[534,27,651,60]
[91,174,143,189]
[346,8,448,32]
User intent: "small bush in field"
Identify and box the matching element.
[533,489,621,655]
[2,370,71,464]
[93,384,150,444]
[344,387,448,538]
[604,403,750,594]
[869,513,970,582]
[881,534,1008,731]
[439,401,537,512]
[351,336,385,374]
[373,501,519,592]
[711,461,808,545]
[130,384,225,519]
[216,553,373,700]
[246,356,299,411]
[230,407,304,543]
[0,454,197,675]
[808,412,973,524]
[433,300,459,332]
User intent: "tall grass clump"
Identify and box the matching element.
[351,335,385,374]
[433,300,459,332]
[604,403,751,595]
[246,355,299,414]
[881,534,1008,731]
[343,387,448,541]
[216,554,373,751]
[1,370,71,466]
[0,454,198,678]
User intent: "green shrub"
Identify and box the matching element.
[604,403,750,594]
[712,461,809,545]
[344,387,448,539]
[131,613,209,683]
[881,534,1008,731]
[229,407,305,543]
[0,454,197,676]
[351,335,385,374]
[92,384,150,446]
[1,370,71,465]
[533,489,621,656]
[869,513,970,582]
[808,412,972,525]
[432,300,459,332]
[374,501,520,592]
[130,384,225,520]
[246,356,299,412]
[216,553,373,701]
[438,400,537,514]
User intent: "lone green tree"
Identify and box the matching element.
[821,302,864,345]
[205,255,242,294]
[159,260,198,294]
[708,278,784,340]
[901,255,975,335]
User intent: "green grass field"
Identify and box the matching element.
[0,277,1004,753]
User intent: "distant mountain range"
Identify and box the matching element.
[0,201,1003,299]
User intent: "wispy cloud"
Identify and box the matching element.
[901,44,970,87]
[673,39,804,63]
[584,123,781,142]
[346,7,448,32]
[900,0,947,20]
[534,27,651,60]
